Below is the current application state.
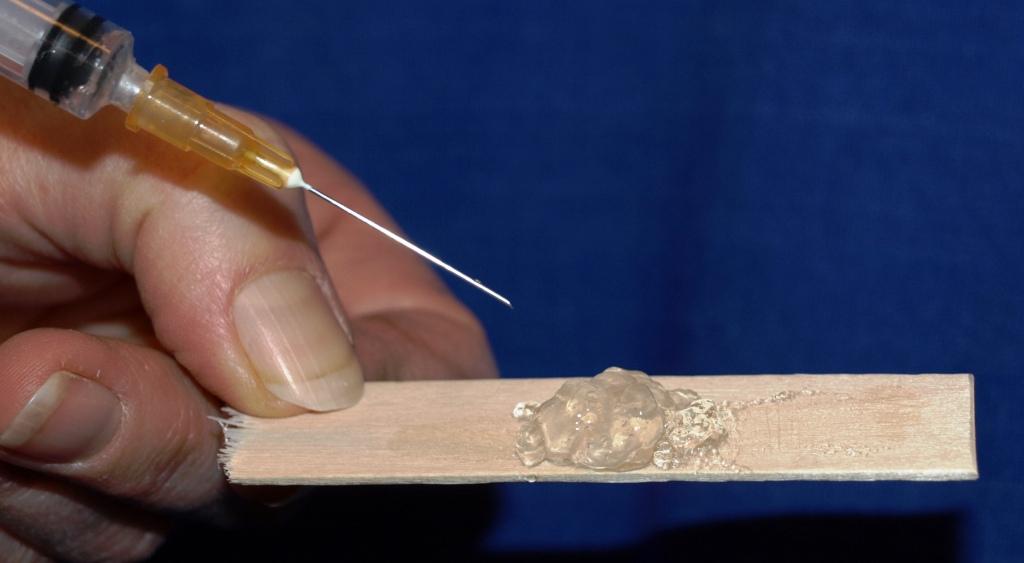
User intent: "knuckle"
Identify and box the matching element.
[0,468,164,563]
[0,510,51,561]
[75,526,164,563]
[105,407,221,509]
[0,538,50,563]
[0,467,47,510]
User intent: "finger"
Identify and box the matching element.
[0,464,163,562]
[0,526,51,563]
[0,328,225,511]
[28,275,157,347]
[0,83,361,415]
[281,128,499,381]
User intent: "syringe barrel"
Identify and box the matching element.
[0,0,135,118]
[0,0,63,86]
[1,2,301,189]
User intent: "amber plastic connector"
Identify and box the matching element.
[125,65,298,189]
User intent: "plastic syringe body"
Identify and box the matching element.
[0,0,301,189]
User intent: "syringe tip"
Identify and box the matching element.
[286,168,306,189]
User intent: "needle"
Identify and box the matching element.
[302,183,512,308]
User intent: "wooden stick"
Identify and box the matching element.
[220,374,976,485]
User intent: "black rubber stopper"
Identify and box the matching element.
[26,4,107,104]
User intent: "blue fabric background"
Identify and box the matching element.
[88,1,1021,560]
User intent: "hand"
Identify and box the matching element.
[0,80,498,561]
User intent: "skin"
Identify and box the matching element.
[0,78,498,561]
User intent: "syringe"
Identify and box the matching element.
[0,0,511,307]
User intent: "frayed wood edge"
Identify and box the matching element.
[212,407,258,482]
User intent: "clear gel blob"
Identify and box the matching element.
[513,367,735,472]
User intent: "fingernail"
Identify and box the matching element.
[0,371,122,462]
[233,270,363,411]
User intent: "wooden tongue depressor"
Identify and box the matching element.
[219,374,977,485]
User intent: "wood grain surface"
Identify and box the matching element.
[220,374,976,485]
